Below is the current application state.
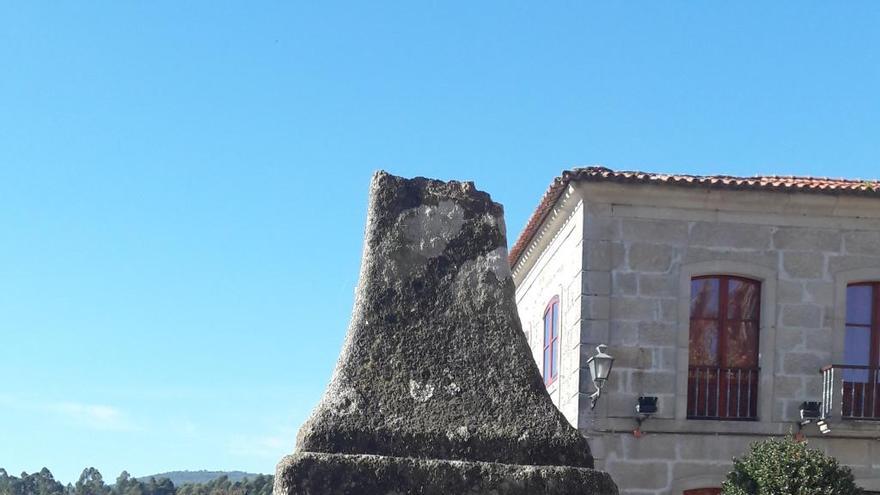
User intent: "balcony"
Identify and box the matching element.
[821,365,880,421]
[687,366,759,420]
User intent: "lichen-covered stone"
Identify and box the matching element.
[276,172,616,494]
[275,453,618,495]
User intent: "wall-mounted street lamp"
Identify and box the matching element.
[587,344,614,409]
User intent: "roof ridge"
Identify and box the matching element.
[573,167,875,183]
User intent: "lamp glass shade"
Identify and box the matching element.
[587,344,614,389]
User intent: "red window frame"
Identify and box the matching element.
[543,297,560,386]
[842,282,880,418]
[688,275,761,420]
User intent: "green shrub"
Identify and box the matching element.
[722,437,862,495]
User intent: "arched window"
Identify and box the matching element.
[543,297,560,386]
[688,275,761,420]
[842,282,880,418]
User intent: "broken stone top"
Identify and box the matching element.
[295,171,593,468]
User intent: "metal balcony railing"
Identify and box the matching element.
[821,364,880,421]
[687,366,759,420]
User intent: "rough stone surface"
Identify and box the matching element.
[275,453,618,495]
[277,172,616,494]
[627,243,674,272]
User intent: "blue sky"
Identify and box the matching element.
[2,1,879,484]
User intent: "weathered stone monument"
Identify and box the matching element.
[275,172,618,494]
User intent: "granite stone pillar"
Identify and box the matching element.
[275,172,618,494]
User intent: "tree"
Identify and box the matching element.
[32,468,65,495]
[143,478,174,495]
[75,468,109,495]
[722,437,862,495]
[0,468,22,495]
[1,468,273,495]
[113,472,132,495]
[0,468,65,495]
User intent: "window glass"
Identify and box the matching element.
[544,313,551,345]
[691,278,719,319]
[844,325,871,382]
[689,320,719,367]
[543,346,550,379]
[728,278,760,320]
[725,321,759,368]
[847,285,874,326]
[543,298,559,384]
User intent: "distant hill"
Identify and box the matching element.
[136,471,266,485]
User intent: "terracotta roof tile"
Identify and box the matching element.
[509,166,880,270]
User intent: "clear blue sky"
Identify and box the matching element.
[2,1,879,484]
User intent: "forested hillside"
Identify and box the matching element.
[0,468,272,495]
[134,472,261,486]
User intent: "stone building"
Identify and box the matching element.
[510,167,880,495]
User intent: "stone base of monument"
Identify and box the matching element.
[275,452,617,495]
